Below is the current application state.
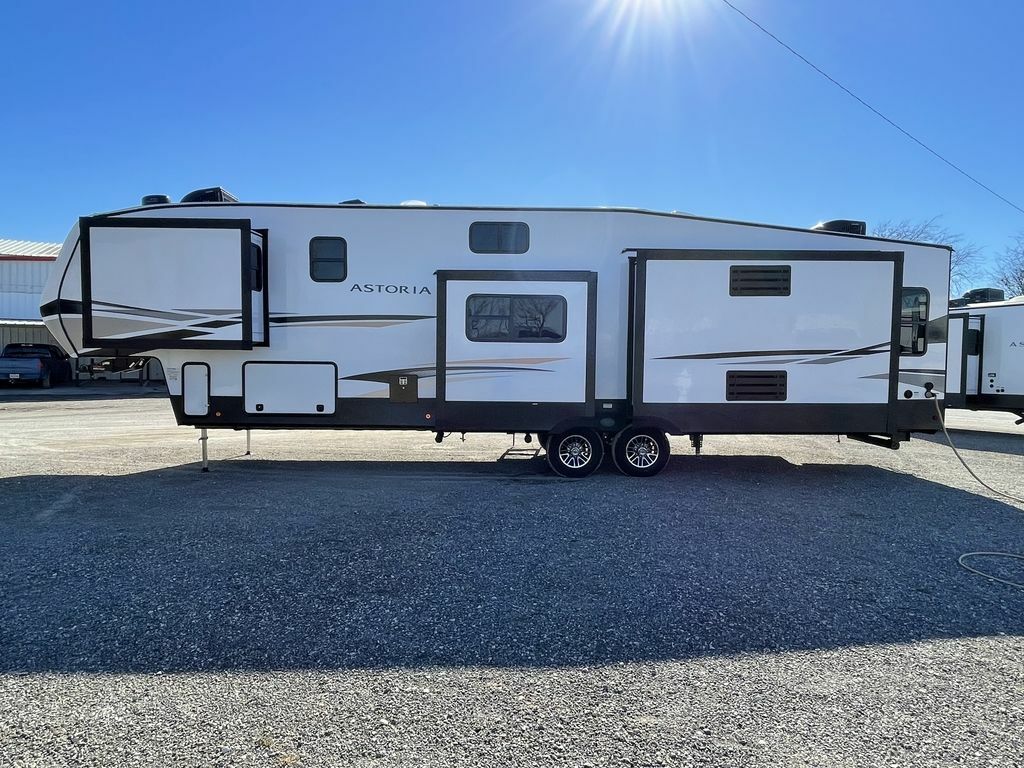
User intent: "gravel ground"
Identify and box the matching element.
[0,395,1022,767]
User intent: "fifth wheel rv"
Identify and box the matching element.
[41,189,952,477]
[946,290,1024,423]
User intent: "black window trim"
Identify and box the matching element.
[309,236,348,283]
[469,221,530,255]
[465,292,567,344]
[900,286,930,357]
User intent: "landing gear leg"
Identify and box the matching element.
[690,433,703,455]
[245,429,251,456]
[200,428,209,473]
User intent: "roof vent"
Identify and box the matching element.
[812,219,867,236]
[180,187,239,204]
[400,200,429,207]
[141,194,171,206]
[340,198,366,205]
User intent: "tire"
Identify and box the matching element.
[546,428,604,478]
[41,372,52,389]
[612,427,670,477]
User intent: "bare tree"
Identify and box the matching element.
[871,216,981,295]
[991,234,1024,298]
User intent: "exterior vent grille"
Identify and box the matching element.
[726,370,788,401]
[730,265,791,296]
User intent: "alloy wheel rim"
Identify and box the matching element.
[558,436,593,469]
[625,435,658,468]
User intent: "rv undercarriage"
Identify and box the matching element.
[178,398,934,477]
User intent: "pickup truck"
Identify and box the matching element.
[0,343,73,388]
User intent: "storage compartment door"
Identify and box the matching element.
[944,314,968,408]
[80,217,253,350]
[439,274,595,405]
[243,362,337,415]
[182,363,210,416]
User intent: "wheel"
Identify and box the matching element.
[41,372,52,389]
[546,428,604,478]
[612,427,670,477]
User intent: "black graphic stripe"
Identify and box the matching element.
[657,349,839,361]
[196,320,241,329]
[39,299,83,316]
[343,365,553,383]
[272,314,434,324]
[829,342,890,356]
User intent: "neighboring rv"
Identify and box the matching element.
[40,190,952,476]
[946,292,1024,422]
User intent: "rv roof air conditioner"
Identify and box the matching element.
[811,219,867,236]
[964,287,1005,304]
[180,187,239,204]
[141,194,171,206]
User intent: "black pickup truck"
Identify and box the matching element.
[0,343,73,388]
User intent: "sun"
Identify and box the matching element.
[585,0,707,47]
[579,0,711,79]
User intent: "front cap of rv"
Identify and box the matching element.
[40,220,84,357]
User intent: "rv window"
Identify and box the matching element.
[469,222,530,254]
[466,294,566,343]
[250,244,263,292]
[900,288,929,356]
[309,237,348,282]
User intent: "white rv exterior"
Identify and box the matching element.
[946,296,1024,421]
[40,197,952,476]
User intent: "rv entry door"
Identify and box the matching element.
[435,270,597,432]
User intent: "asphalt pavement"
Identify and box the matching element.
[0,397,1021,767]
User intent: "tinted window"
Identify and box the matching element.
[466,294,566,342]
[469,222,530,254]
[309,237,347,282]
[4,347,51,358]
[900,288,929,356]
[250,244,263,292]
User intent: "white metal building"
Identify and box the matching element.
[0,237,163,380]
[0,238,60,347]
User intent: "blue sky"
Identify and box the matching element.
[1,0,1021,273]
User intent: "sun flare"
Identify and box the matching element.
[586,0,707,48]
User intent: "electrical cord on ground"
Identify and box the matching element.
[930,396,1024,590]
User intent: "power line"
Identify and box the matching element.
[718,0,1024,217]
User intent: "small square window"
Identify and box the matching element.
[310,237,347,282]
